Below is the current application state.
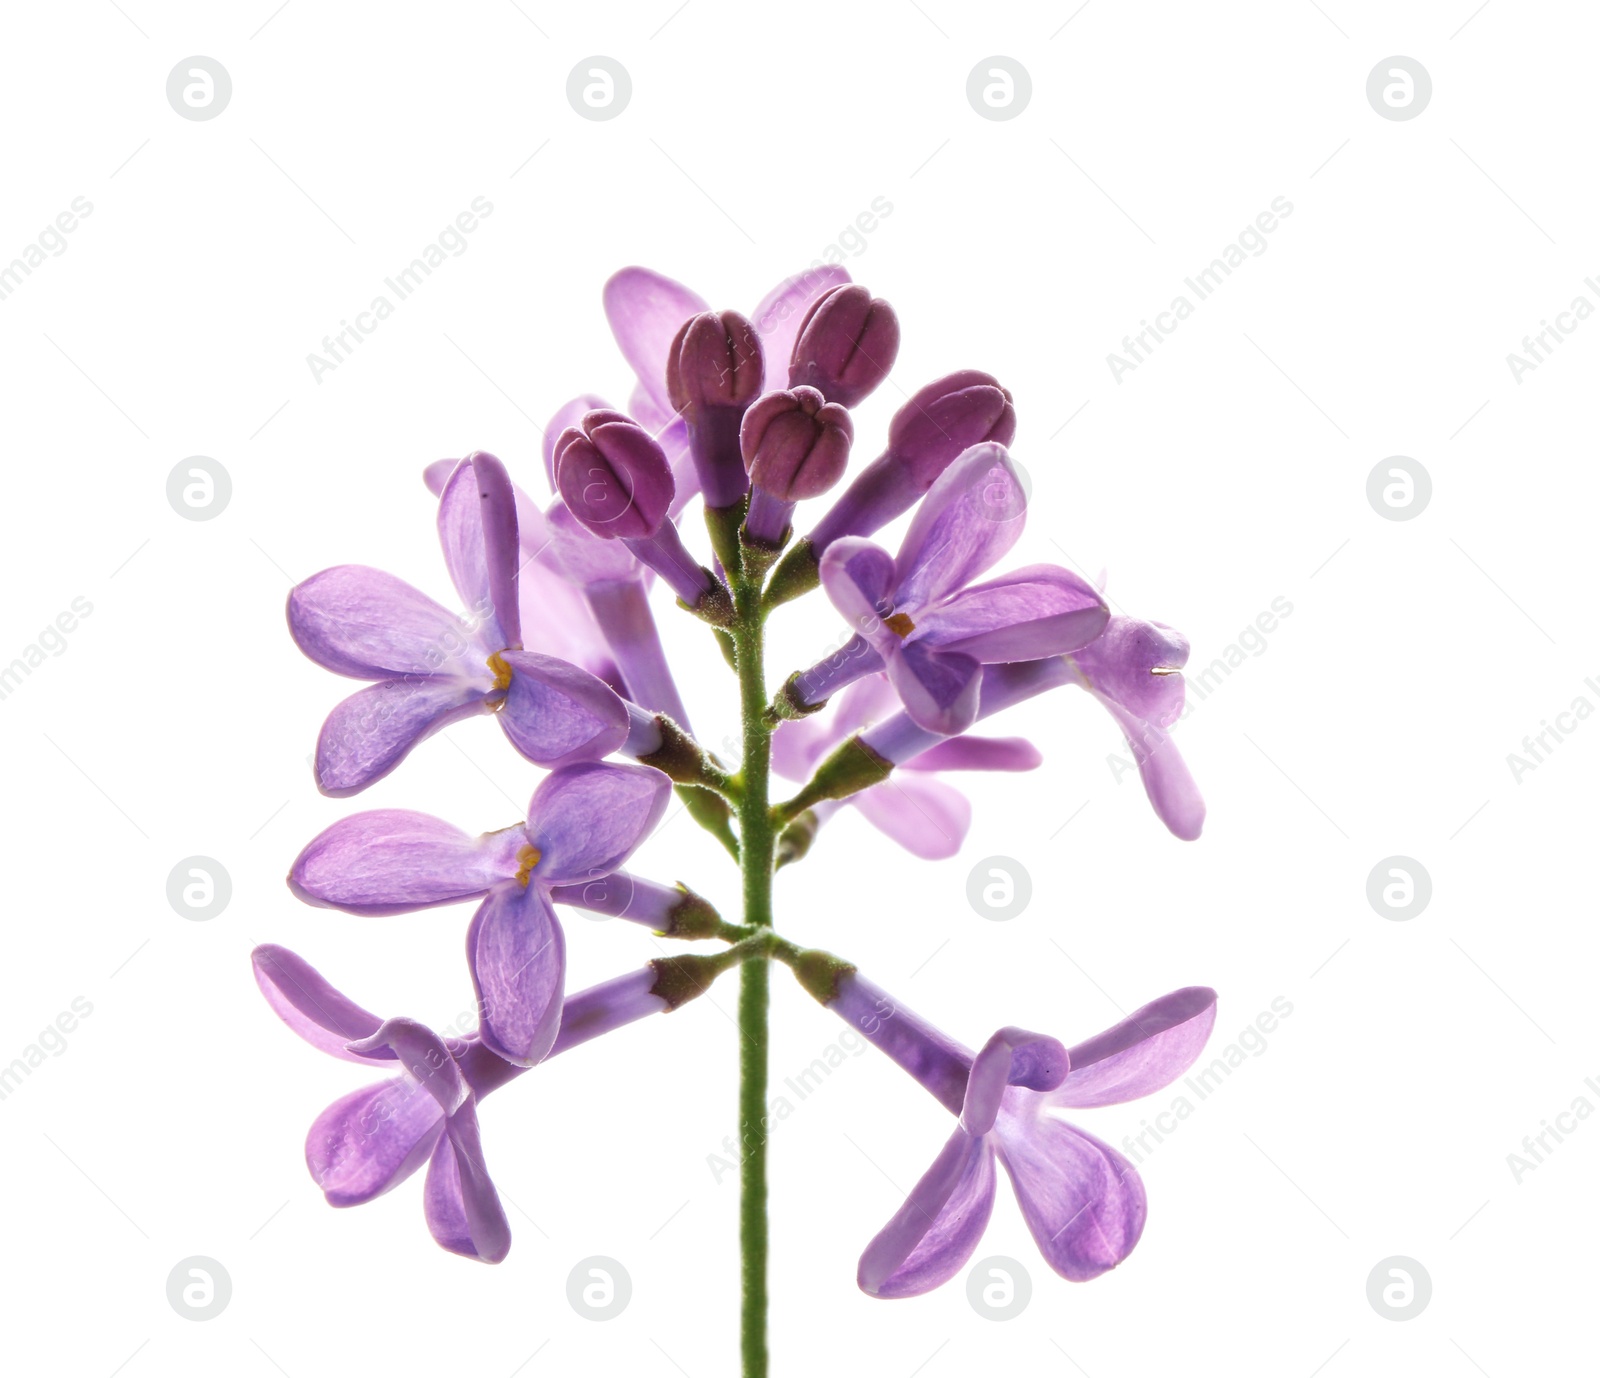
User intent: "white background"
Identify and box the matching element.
[1,2,1595,1374]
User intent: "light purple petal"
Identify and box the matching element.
[467,883,566,1067]
[1052,987,1217,1108]
[1096,694,1205,841]
[818,537,899,651]
[424,1103,512,1263]
[517,557,618,681]
[315,677,488,797]
[306,1078,445,1206]
[347,1017,470,1117]
[438,453,520,651]
[496,651,629,766]
[748,265,852,394]
[543,501,642,584]
[919,565,1109,662]
[290,811,523,916]
[852,773,971,860]
[251,944,386,1064]
[542,395,611,489]
[288,566,484,680]
[859,1128,996,1299]
[886,640,982,735]
[523,761,671,885]
[894,444,1026,609]
[770,712,842,782]
[903,735,1041,774]
[995,1109,1146,1281]
[603,267,708,413]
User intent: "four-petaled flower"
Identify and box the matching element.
[288,761,670,1066]
[811,443,1109,733]
[826,975,1217,1296]
[288,452,630,795]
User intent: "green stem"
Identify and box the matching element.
[732,566,775,1378]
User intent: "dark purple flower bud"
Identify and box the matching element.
[887,370,1016,488]
[555,410,675,540]
[741,387,854,501]
[666,310,765,411]
[666,310,765,509]
[788,284,901,407]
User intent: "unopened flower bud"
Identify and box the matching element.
[666,310,765,508]
[742,387,854,501]
[788,284,900,407]
[887,370,1015,487]
[667,310,764,411]
[555,410,674,540]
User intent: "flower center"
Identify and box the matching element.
[882,612,916,638]
[514,844,541,886]
[487,651,513,692]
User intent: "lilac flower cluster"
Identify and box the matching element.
[258,263,1215,1327]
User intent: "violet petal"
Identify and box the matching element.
[496,651,630,767]
[288,565,484,680]
[994,1109,1146,1282]
[306,1078,445,1207]
[437,453,521,651]
[289,810,523,916]
[1052,987,1217,1108]
[603,267,709,413]
[315,677,489,797]
[894,444,1026,610]
[467,883,566,1068]
[523,761,672,885]
[423,1102,512,1263]
[251,944,387,1064]
[858,1127,996,1299]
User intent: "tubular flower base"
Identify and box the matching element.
[259,262,1214,1378]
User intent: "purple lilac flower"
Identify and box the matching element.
[858,612,1205,840]
[802,444,1109,733]
[287,761,671,1066]
[820,972,1216,1295]
[772,674,1040,859]
[253,944,670,1262]
[289,453,635,795]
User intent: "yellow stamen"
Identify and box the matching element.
[487,651,514,692]
[514,844,542,886]
[883,612,916,638]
